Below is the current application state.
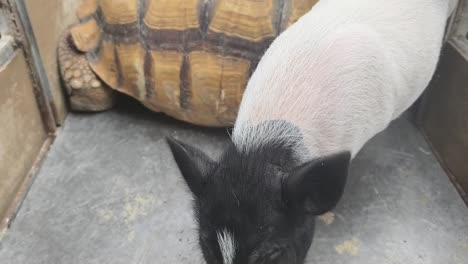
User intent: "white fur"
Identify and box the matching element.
[217,229,236,264]
[233,0,457,160]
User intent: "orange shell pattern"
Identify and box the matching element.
[71,0,318,126]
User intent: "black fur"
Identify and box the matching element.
[168,122,351,264]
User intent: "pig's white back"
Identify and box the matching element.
[233,0,457,159]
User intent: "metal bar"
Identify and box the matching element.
[2,0,57,133]
[14,0,58,128]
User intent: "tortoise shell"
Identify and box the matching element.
[61,0,317,126]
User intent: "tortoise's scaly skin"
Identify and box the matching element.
[59,0,318,126]
[58,31,116,111]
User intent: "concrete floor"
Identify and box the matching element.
[0,103,467,264]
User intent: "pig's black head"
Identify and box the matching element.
[167,136,350,264]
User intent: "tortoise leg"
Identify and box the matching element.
[58,30,116,111]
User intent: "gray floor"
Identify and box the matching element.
[0,104,467,264]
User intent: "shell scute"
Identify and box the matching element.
[66,0,317,126]
[114,42,147,100]
[70,18,101,52]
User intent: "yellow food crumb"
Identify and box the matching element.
[335,238,360,256]
[319,212,335,225]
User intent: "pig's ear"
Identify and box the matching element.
[284,152,351,215]
[167,137,214,196]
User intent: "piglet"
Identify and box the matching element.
[168,0,458,263]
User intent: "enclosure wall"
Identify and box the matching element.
[418,42,468,203]
[0,51,48,223]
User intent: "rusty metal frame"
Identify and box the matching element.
[0,0,57,133]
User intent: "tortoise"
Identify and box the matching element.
[58,0,318,127]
